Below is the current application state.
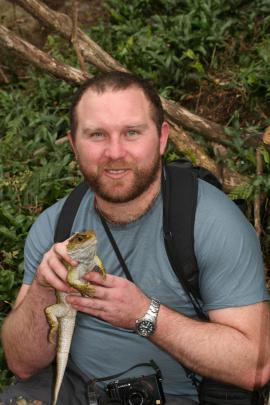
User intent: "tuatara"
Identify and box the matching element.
[45,230,105,405]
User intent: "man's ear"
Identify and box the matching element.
[159,121,170,156]
[67,131,76,154]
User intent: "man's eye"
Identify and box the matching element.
[90,132,104,139]
[127,130,138,137]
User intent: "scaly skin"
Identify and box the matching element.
[45,231,106,405]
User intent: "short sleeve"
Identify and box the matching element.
[23,197,67,284]
[194,180,269,312]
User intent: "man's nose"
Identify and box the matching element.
[104,136,126,160]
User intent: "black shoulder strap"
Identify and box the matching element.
[162,161,207,319]
[54,164,205,318]
[54,182,89,243]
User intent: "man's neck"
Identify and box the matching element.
[95,175,161,225]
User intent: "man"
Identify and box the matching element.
[1,71,270,405]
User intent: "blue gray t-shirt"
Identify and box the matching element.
[23,180,269,400]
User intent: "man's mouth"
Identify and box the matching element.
[104,168,131,179]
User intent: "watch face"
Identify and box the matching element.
[137,320,155,337]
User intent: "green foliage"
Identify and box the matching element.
[1,0,270,390]
[92,0,236,96]
[0,73,81,387]
[91,0,270,100]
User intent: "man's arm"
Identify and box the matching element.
[2,281,57,379]
[152,300,270,390]
[1,241,77,379]
[66,272,270,390]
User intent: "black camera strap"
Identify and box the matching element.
[95,205,134,282]
[91,359,161,384]
[95,206,201,392]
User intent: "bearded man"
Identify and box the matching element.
[1,72,269,405]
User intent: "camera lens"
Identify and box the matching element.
[127,392,144,405]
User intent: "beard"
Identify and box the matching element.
[78,151,162,204]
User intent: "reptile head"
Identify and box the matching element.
[67,230,97,252]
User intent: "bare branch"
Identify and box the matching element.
[71,0,87,73]
[254,147,264,236]
[0,65,10,83]
[168,120,220,176]
[163,98,231,146]
[13,0,126,72]
[0,24,89,84]
[263,126,270,145]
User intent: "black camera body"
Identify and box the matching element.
[106,372,165,405]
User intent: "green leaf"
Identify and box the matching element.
[261,147,270,164]
[0,269,15,292]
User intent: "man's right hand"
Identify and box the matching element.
[35,240,78,293]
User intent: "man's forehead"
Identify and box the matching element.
[75,85,157,131]
[78,85,147,105]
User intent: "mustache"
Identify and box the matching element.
[100,160,135,171]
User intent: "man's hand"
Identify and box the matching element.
[66,272,151,330]
[35,241,78,293]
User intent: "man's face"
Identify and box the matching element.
[69,86,169,203]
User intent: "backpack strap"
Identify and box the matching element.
[54,182,89,243]
[54,163,206,320]
[162,161,207,319]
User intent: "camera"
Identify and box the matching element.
[105,373,165,405]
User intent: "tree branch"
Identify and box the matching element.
[71,0,87,73]
[13,0,126,72]
[263,126,270,145]
[168,120,220,176]
[0,24,88,84]
[12,0,244,148]
[254,147,263,236]
[0,65,10,83]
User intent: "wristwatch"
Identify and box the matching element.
[135,298,160,337]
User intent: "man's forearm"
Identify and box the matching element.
[1,280,57,379]
[151,304,269,390]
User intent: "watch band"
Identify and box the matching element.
[135,297,160,337]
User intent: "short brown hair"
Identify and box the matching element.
[70,71,164,138]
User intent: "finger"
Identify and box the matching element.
[46,254,69,280]
[52,241,78,267]
[46,271,70,292]
[67,295,106,312]
[37,251,73,292]
[89,285,109,300]
[83,272,115,286]
[36,264,70,292]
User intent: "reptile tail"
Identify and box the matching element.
[52,314,76,405]
[51,353,69,405]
